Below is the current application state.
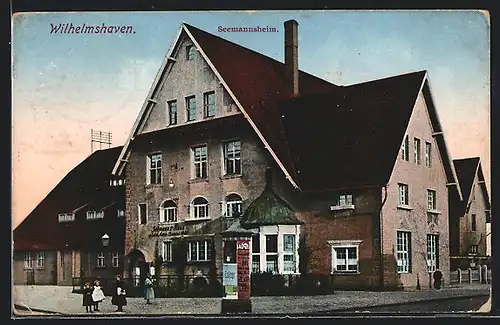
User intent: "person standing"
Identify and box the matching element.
[92,279,105,311]
[433,269,443,290]
[82,282,94,313]
[111,274,127,312]
[144,274,155,304]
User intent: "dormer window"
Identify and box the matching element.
[330,193,354,211]
[87,211,104,220]
[58,213,75,222]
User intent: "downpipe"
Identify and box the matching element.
[378,185,388,291]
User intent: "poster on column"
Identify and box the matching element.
[223,263,238,299]
[236,239,251,300]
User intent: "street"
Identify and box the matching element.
[332,295,490,314]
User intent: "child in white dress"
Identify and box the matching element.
[92,279,105,311]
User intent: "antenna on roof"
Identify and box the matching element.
[91,129,112,153]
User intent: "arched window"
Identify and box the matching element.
[192,197,209,219]
[226,194,243,217]
[160,200,177,223]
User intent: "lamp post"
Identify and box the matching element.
[102,234,110,247]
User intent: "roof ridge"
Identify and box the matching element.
[344,70,427,88]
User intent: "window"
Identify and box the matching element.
[112,252,119,268]
[203,91,215,118]
[470,244,478,254]
[398,183,409,206]
[265,235,278,273]
[251,233,260,273]
[283,234,296,273]
[117,209,125,217]
[192,145,208,179]
[191,197,209,219]
[186,96,196,121]
[427,234,438,273]
[35,252,44,268]
[332,193,354,210]
[160,200,178,223]
[471,214,477,231]
[97,252,106,268]
[187,240,211,262]
[414,138,421,165]
[225,193,243,217]
[332,247,358,273]
[223,140,241,175]
[147,154,162,185]
[58,213,75,222]
[24,252,32,269]
[427,190,437,211]
[396,231,411,273]
[425,142,432,167]
[162,241,173,262]
[186,45,195,60]
[401,135,409,161]
[86,211,104,220]
[138,203,147,224]
[168,100,178,125]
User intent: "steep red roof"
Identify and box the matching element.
[13,147,126,251]
[278,71,426,191]
[183,23,341,182]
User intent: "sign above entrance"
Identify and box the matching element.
[149,224,187,237]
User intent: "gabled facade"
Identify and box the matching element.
[114,20,461,290]
[13,147,126,285]
[450,157,491,269]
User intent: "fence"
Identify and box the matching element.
[449,265,492,286]
[72,273,335,298]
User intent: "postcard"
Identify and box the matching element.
[11,10,491,317]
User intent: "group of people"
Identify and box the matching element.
[82,274,156,313]
[82,274,128,313]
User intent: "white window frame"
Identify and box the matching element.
[251,233,260,274]
[396,231,411,274]
[414,137,421,165]
[265,234,279,273]
[203,91,216,118]
[283,234,297,274]
[328,240,362,274]
[223,140,241,175]
[111,252,119,268]
[426,234,438,273]
[160,200,178,223]
[401,134,409,161]
[86,210,104,220]
[398,183,410,207]
[138,203,148,225]
[187,240,210,262]
[190,197,209,220]
[331,193,354,211]
[97,252,106,268]
[35,252,44,269]
[146,153,162,185]
[427,189,437,211]
[168,100,178,125]
[225,193,243,217]
[186,45,195,61]
[191,145,208,179]
[425,142,432,167]
[162,241,173,262]
[58,213,75,222]
[24,252,33,269]
[117,209,125,217]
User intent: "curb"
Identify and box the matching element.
[313,293,491,313]
[13,304,65,315]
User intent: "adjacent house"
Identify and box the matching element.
[13,147,126,285]
[112,20,461,290]
[450,157,491,269]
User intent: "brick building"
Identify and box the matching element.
[449,157,491,270]
[13,147,126,285]
[112,20,461,290]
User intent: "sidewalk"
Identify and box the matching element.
[12,284,491,316]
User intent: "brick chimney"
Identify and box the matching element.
[284,19,299,96]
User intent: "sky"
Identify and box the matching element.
[12,10,490,229]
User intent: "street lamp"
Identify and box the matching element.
[102,234,110,247]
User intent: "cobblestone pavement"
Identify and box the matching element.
[12,284,491,316]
